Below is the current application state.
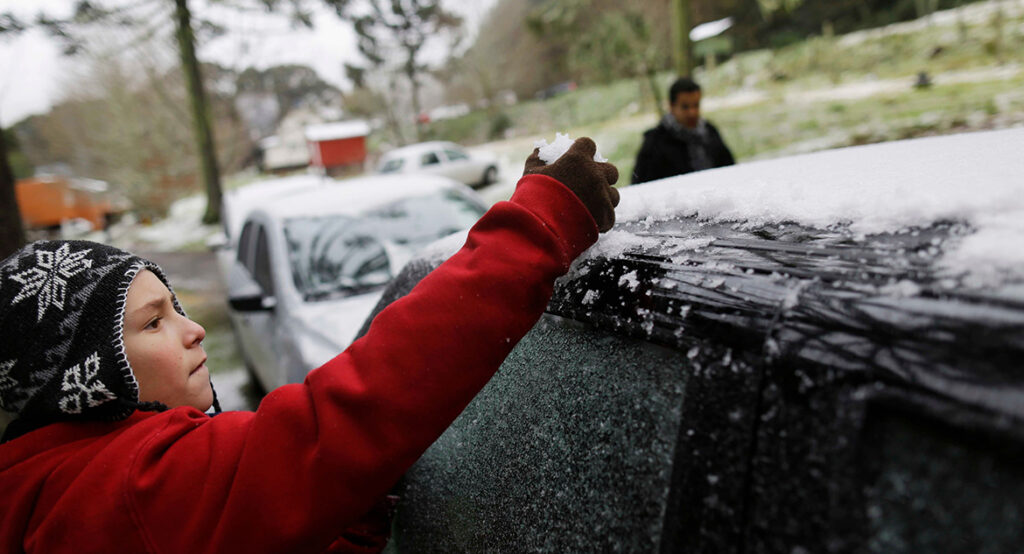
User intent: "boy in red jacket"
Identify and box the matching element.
[0,138,618,553]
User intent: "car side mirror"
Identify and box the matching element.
[226,261,276,312]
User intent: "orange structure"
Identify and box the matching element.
[15,176,119,231]
[305,120,370,175]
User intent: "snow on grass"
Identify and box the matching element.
[838,0,1024,47]
[614,127,1024,284]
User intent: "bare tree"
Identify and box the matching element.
[327,0,462,142]
[671,0,693,77]
[0,12,27,258]
[0,128,25,259]
[172,0,222,224]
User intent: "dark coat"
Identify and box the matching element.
[631,119,735,184]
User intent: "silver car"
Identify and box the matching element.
[220,174,486,391]
[376,141,499,189]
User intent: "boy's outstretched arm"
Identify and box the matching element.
[127,139,620,553]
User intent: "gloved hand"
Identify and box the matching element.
[523,137,620,232]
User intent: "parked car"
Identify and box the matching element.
[376,141,498,189]
[219,174,487,391]
[358,128,1024,552]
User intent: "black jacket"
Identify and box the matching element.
[631,119,735,184]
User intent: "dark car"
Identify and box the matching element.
[361,128,1024,553]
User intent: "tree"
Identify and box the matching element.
[0,11,27,259]
[671,0,693,77]
[0,127,25,259]
[326,0,462,142]
[172,0,222,225]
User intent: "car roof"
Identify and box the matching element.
[364,128,1024,421]
[223,174,330,242]
[380,141,461,160]
[249,173,469,222]
[616,127,1024,283]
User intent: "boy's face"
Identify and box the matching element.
[670,90,702,129]
[123,270,212,411]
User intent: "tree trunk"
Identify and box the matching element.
[405,54,423,142]
[670,0,692,77]
[173,0,223,226]
[0,130,26,259]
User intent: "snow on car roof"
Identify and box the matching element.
[614,127,1024,283]
[260,173,465,220]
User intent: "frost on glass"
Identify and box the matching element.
[862,410,1024,553]
[392,314,689,552]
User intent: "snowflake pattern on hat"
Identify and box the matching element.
[9,243,93,322]
[58,352,116,414]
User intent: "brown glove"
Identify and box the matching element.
[523,137,620,232]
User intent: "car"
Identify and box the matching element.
[219,173,487,391]
[357,128,1024,552]
[376,141,499,189]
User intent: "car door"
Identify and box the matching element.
[372,253,761,552]
[417,150,448,179]
[235,222,283,389]
[366,215,1024,553]
[440,147,479,185]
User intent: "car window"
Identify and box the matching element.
[858,407,1024,551]
[253,225,274,295]
[283,190,485,300]
[391,314,689,551]
[379,158,404,173]
[443,148,469,161]
[421,151,441,166]
[237,221,255,269]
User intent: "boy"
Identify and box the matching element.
[0,139,618,553]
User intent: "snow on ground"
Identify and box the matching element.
[839,0,1024,47]
[210,367,257,412]
[92,194,221,253]
[612,127,1024,285]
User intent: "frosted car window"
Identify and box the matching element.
[861,409,1024,552]
[392,314,689,552]
[284,190,484,300]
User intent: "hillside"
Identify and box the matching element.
[436,0,1024,194]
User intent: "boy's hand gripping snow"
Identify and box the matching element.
[523,137,620,232]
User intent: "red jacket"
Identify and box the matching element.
[0,174,598,554]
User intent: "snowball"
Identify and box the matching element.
[533,132,608,164]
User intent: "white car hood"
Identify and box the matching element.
[288,290,386,369]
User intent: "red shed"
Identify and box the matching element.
[305,120,370,175]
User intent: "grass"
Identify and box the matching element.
[421,0,1024,181]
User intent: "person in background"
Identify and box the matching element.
[0,138,619,553]
[632,76,735,184]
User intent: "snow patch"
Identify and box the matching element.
[618,270,640,291]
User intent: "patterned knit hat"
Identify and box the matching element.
[0,240,213,432]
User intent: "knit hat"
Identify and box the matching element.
[0,240,216,436]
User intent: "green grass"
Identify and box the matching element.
[422,0,1024,175]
